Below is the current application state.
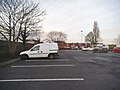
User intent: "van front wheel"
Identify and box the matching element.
[21,54,28,60]
[48,54,54,59]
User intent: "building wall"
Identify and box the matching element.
[57,41,91,50]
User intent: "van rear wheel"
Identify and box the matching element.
[48,54,54,59]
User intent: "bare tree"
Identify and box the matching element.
[85,31,94,45]
[30,25,44,44]
[0,0,24,56]
[0,0,45,56]
[93,21,100,44]
[46,31,67,42]
[85,21,101,45]
[19,3,46,48]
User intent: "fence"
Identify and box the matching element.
[0,40,33,63]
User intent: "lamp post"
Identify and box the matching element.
[81,30,83,46]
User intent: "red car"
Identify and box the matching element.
[113,47,120,53]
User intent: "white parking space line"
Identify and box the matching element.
[25,59,69,62]
[11,65,74,68]
[95,57,110,61]
[74,56,95,62]
[0,78,84,82]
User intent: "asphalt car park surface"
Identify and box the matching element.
[0,50,120,90]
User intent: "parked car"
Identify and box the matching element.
[93,44,109,53]
[81,47,93,51]
[87,47,94,51]
[113,47,120,53]
[20,43,59,60]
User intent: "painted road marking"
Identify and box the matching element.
[74,56,95,62]
[11,65,74,68]
[95,57,110,61]
[0,78,84,82]
[25,59,69,62]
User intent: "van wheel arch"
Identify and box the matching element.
[20,54,29,60]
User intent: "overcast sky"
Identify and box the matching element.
[37,0,120,43]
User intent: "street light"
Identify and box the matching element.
[81,30,83,45]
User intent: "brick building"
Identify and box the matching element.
[57,41,90,50]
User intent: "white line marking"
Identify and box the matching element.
[95,57,110,61]
[11,65,74,68]
[25,59,69,62]
[74,56,95,62]
[0,78,84,82]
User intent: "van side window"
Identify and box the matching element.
[31,46,39,51]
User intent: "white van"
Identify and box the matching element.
[20,43,59,60]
